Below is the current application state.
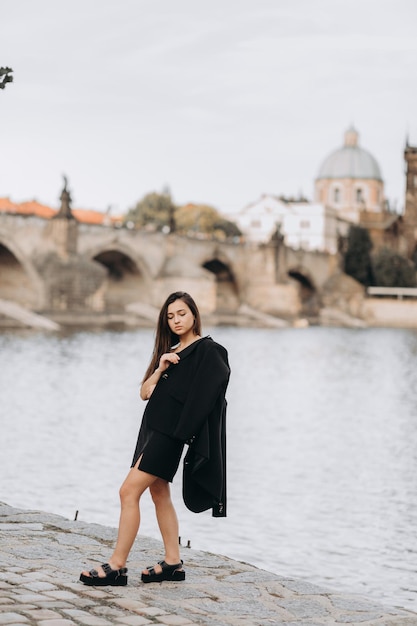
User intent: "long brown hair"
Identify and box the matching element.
[142,292,202,383]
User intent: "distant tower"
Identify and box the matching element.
[315,127,385,223]
[403,142,417,259]
[45,176,78,258]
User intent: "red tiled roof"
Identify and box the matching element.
[19,201,57,219]
[0,198,57,219]
[72,209,109,224]
[0,197,19,213]
[0,197,122,225]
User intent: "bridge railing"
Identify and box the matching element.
[366,286,417,299]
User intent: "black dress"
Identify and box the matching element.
[131,336,230,513]
[130,341,199,482]
[131,413,184,482]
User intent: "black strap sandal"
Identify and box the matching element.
[79,562,128,586]
[141,559,185,583]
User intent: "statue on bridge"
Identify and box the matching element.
[54,175,75,220]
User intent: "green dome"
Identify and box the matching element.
[317,127,383,182]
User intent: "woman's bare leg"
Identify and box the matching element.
[142,478,182,574]
[82,460,157,578]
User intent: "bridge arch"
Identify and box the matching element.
[88,243,153,311]
[0,234,45,309]
[287,266,320,317]
[202,256,239,313]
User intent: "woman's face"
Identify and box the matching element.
[167,299,195,337]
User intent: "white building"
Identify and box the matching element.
[230,194,347,254]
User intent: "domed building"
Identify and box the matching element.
[315,127,385,223]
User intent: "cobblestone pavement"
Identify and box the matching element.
[1,502,416,626]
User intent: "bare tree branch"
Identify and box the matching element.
[0,67,13,90]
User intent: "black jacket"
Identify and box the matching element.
[144,336,230,516]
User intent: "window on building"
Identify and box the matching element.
[333,188,340,203]
[356,188,363,203]
[300,220,310,229]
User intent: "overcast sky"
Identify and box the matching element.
[1,0,417,216]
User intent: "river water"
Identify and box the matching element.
[1,325,416,610]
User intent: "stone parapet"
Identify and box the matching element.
[362,297,417,328]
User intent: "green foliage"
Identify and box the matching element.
[125,194,241,239]
[343,225,374,286]
[372,247,416,287]
[213,216,242,238]
[124,191,176,231]
[175,204,216,232]
[175,204,241,239]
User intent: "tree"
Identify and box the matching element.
[125,193,241,239]
[213,216,242,239]
[343,225,374,286]
[372,247,416,287]
[0,67,13,89]
[124,191,176,231]
[175,203,241,239]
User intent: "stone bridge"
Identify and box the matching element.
[0,211,338,325]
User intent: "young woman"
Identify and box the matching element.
[80,291,230,586]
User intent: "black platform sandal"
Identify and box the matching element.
[141,560,185,583]
[79,563,128,586]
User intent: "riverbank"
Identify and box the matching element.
[1,502,416,626]
[2,302,417,331]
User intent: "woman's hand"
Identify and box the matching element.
[140,352,180,400]
[158,352,180,371]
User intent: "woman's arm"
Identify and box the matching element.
[140,352,180,400]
